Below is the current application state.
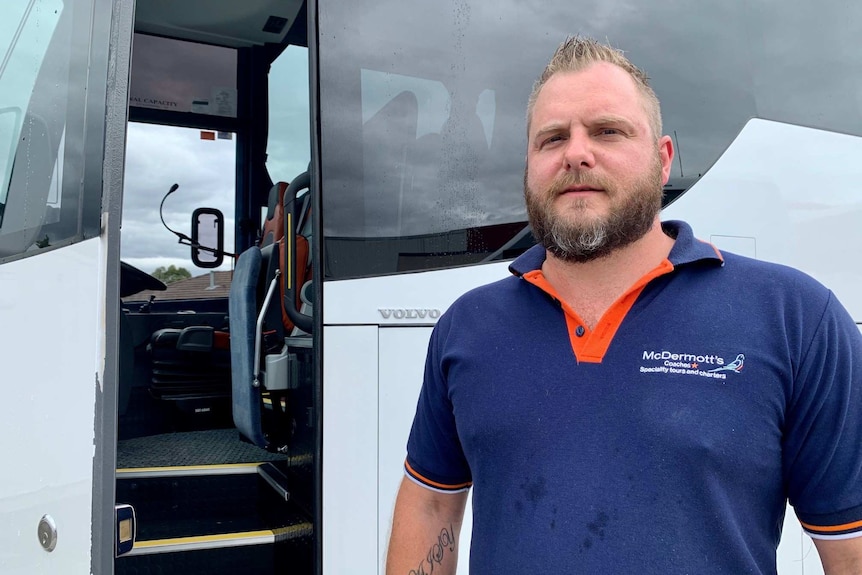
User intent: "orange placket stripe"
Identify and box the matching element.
[523,259,675,363]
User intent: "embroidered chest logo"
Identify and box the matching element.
[639,350,745,381]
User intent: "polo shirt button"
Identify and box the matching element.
[575,325,585,337]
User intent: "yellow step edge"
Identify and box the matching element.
[127,523,314,556]
[117,462,261,478]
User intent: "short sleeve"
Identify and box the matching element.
[405,319,472,493]
[785,292,862,539]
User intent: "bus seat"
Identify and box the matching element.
[148,326,232,401]
[260,181,288,247]
[229,246,269,448]
[229,242,291,450]
[230,169,315,450]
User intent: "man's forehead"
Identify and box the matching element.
[530,64,649,130]
[538,63,640,104]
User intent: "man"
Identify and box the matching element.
[386,37,862,574]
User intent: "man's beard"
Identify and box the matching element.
[524,158,664,263]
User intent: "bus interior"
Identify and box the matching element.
[116,1,319,572]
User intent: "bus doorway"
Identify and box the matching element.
[113,9,315,573]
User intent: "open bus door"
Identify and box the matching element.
[0,0,133,573]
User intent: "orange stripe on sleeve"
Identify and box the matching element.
[799,518,862,533]
[404,460,472,490]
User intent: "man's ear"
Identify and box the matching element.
[658,135,674,186]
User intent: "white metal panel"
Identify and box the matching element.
[324,260,511,326]
[377,326,473,575]
[0,239,101,573]
[664,118,862,322]
[709,235,756,259]
[323,325,379,573]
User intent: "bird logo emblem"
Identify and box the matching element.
[708,354,744,373]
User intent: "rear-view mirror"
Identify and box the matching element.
[191,207,224,268]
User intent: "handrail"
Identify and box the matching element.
[253,269,281,387]
[283,171,313,334]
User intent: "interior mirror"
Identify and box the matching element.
[191,207,224,268]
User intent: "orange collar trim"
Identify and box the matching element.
[523,259,675,363]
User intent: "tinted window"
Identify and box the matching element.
[0,0,103,262]
[267,45,310,184]
[318,0,862,279]
[129,34,238,117]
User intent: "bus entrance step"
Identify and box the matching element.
[115,463,312,574]
[114,536,313,575]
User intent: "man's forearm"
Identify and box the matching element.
[814,536,862,574]
[386,478,468,575]
[388,521,459,575]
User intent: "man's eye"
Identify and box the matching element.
[598,128,620,136]
[543,135,564,146]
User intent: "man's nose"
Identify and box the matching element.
[563,133,595,170]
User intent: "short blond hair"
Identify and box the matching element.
[526,36,662,139]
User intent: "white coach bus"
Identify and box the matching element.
[1,0,859,573]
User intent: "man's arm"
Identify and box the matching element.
[815,537,862,574]
[386,476,469,575]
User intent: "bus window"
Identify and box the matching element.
[267,45,310,185]
[316,0,765,279]
[1,1,61,205]
[0,0,98,262]
[122,123,236,282]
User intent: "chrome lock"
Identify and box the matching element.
[37,515,58,552]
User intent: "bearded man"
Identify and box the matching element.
[386,37,862,574]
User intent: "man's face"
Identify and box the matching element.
[525,62,673,263]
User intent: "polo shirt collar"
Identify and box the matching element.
[508,220,723,277]
[664,220,724,267]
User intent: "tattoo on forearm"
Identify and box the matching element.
[408,523,456,575]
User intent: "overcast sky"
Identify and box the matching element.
[120,46,309,276]
[121,122,236,274]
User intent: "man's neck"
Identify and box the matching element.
[540,218,675,328]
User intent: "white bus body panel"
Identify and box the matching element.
[324,264,507,575]
[324,260,511,326]
[377,326,474,575]
[664,118,862,324]
[0,238,102,573]
[322,325,380,573]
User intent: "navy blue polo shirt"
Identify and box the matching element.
[406,220,862,574]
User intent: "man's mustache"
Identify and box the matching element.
[545,172,609,196]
